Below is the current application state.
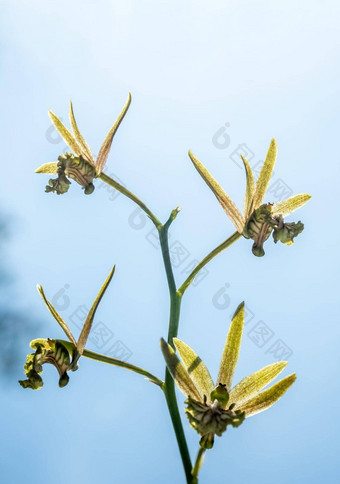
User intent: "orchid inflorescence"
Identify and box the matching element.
[20,93,311,483]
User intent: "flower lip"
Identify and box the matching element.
[18,339,76,390]
[185,395,245,438]
[45,153,97,195]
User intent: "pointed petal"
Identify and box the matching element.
[160,338,202,401]
[188,150,245,232]
[241,155,255,218]
[69,102,96,165]
[229,361,287,406]
[96,93,132,175]
[77,266,115,355]
[236,374,296,417]
[48,110,83,157]
[217,302,244,389]
[36,285,76,345]
[271,193,311,217]
[252,139,277,209]
[35,162,59,174]
[173,338,214,401]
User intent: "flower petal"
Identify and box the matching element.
[48,110,84,157]
[236,374,296,417]
[173,338,215,402]
[37,285,76,345]
[96,93,132,175]
[252,138,277,209]
[69,102,96,165]
[217,302,244,389]
[229,361,287,406]
[271,193,311,217]
[160,338,202,401]
[35,162,59,174]
[77,266,115,355]
[241,155,255,219]
[188,150,245,233]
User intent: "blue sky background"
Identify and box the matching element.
[0,1,339,483]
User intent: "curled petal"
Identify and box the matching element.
[19,339,76,390]
[271,193,311,217]
[188,150,245,233]
[160,338,202,401]
[236,374,296,417]
[272,220,304,245]
[173,338,215,402]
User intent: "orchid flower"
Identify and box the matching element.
[19,267,115,389]
[35,94,131,194]
[161,302,296,449]
[189,139,311,256]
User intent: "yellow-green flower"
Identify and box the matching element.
[189,139,311,256]
[19,267,115,389]
[161,303,296,449]
[36,94,131,195]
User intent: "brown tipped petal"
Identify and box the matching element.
[173,338,214,401]
[77,266,115,355]
[252,138,277,209]
[69,102,95,165]
[48,111,83,157]
[188,150,245,232]
[241,155,255,218]
[160,339,202,401]
[36,285,76,345]
[96,93,132,175]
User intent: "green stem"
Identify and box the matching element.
[98,175,241,483]
[159,216,193,483]
[99,172,161,228]
[191,446,206,483]
[60,340,164,387]
[178,231,242,295]
[99,175,192,481]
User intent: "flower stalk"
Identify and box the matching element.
[191,446,206,483]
